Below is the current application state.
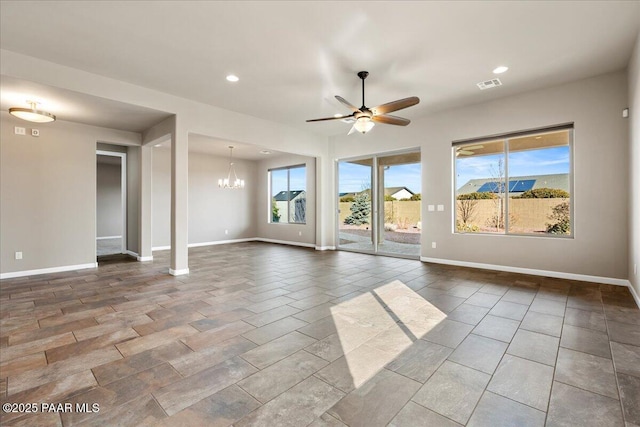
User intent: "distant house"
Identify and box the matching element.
[340,187,415,200]
[456,173,569,197]
[385,187,415,200]
[273,190,306,222]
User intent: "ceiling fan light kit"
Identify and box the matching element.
[307,71,419,135]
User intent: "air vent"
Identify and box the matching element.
[477,78,502,90]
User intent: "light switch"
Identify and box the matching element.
[14,127,26,135]
[428,205,435,212]
[437,205,445,211]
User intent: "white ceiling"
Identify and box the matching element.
[1,1,639,138]
[0,76,171,133]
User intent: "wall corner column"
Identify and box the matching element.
[138,144,153,261]
[170,116,189,276]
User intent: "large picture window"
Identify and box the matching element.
[454,125,572,236]
[269,165,306,224]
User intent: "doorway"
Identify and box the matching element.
[96,150,127,257]
[337,150,421,258]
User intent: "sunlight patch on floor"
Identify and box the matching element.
[327,280,446,390]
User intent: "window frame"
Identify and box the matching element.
[453,123,574,238]
[268,164,307,225]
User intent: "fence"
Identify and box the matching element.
[457,198,569,233]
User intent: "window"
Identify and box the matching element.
[454,126,572,236]
[269,165,306,224]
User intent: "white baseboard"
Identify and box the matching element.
[0,262,98,280]
[169,268,189,276]
[254,238,315,248]
[124,250,139,258]
[627,283,640,309]
[421,257,631,287]
[137,255,153,261]
[315,246,336,251]
[96,235,122,240]
[189,238,255,248]
[152,246,171,252]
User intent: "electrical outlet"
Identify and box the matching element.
[14,127,26,135]
[225,229,229,235]
[299,231,302,236]
[15,251,23,260]
[431,242,436,249]
[31,129,40,137]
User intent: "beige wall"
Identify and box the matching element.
[0,112,140,274]
[151,146,258,248]
[188,150,257,244]
[96,162,122,237]
[331,71,629,280]
[152,147,171,248]
[629,31,640,296]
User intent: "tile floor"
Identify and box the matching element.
[0,242,638,426]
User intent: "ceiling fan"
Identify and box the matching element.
[306,71,420,134]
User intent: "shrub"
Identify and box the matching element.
[400,193,421,201]
[340,196,355,202]
[546,201,570,234]
[384,194,397,201]
[457,192,497,200]
[515,188,570,199]
[456,222,480,233]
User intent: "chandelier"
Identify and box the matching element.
[218,145,244,189]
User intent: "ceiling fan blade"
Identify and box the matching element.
[372,114,410,126]
[306,113,354,123]
[371,96,420,115]
[335,96,362,113]
[347,125,357,135]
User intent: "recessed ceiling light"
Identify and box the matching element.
[260,150,272,155]
[226,74,239,82]
[334,114,343,118]
[493,66,509,74]
[154,144,162,147]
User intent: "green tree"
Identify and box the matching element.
[271,198,281,222]
[344,192,371,225]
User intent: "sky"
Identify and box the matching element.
[271,166,306,196]
[338,146,570,193]
[455,146,570,190]
[272,146,569,196]
[338,162,422,194]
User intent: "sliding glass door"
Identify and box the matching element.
[337,150,421,258]
[337,158,375,253]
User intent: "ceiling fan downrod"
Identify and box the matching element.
[357,71,369,109]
